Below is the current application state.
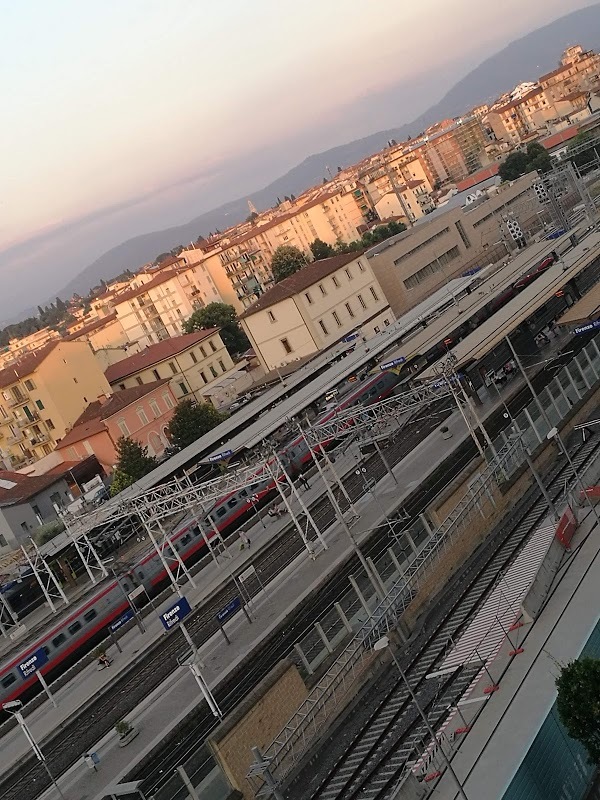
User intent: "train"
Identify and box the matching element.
[0,367,402,706]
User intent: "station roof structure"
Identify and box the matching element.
[556,280,600,328]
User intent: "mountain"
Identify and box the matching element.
[57,4,600,301]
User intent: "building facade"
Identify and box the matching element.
[0,341,112,469]
[239,252,394,371]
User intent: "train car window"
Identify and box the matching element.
[181,534,192,546]
[84,609,97,623]
[192,527,202,537]
[137,570,145,580]
[376,381,384,390]
[216,508,227,518]
[68,621,82,635]
[239,488,248,498]
[42,646,50,657]
[227,498,238,508]
[52,633,66,648]
[1,673,16,688]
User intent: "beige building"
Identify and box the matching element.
[366,173,544,316]
[239,253,394,371]
[0,341,112,469]
[112,265,222,347]
[104,330,248,408]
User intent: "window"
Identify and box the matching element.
[137,407,149,425]
[345,267,353,281]
[179,382,189,395]
[190,351,198,364]
[267,309,277,323]
[20,522,28,535]
[358,294,367,309]
[332,311,342,328]
[455,220,471,249]
[24,379,35,391]
[149,400,160,418]
[119,383,126,391]
[319,320,329,335]
[319,284,327,296]
[34,398,44,411]
[345,302,355,318]
[1,674,16,688]
[305,292,313,304]
[210,341,217,352]
[392,226,450,267]
[169,362,177,375]
[384,318,391,326]
[84,609,97,623]
[152,369,160,381]
[0,533,6,547]
[210,365,218,378]
[52,633,66,648]
[200,346,207,358]
[45,419,54,431]
[199,371,207,384]
[136,376,143,386]
[358,260,366,273]
[118,419,130,436]
[370,287,379,302]
[332,276,340,288]
[281,338,293,354]
[219,360,226,372]
[403,246,460,291]
[163,393,174,409]
[68,621,82,635]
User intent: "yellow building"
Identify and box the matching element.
[0,341,112,469]
[104,330,248,408]
[239,252,394,372]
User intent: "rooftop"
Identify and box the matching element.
[0,470,63,507]
[65,313,118,340]
[0,342,60,388]
[239,252,365,318]
[111,267,190,305]
[104,330,219,383]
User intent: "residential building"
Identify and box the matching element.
[0,341,112,469]
[111,265,222,347]
[239,252,394,371]
[55,382,177,470]
[366,173,544,316]
[104,330,247,408]
[0,470,74,552]
[373,181,434,223]
[0,328,61,368]
[539,46,600,103]
[422,116,490,183]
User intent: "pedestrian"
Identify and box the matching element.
[239,531,251,549]
[268,505,285,519]
[84,753,99,772]
[298,474,310,490]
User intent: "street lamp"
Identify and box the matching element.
[372,637,469,799]
[3,700,66,800]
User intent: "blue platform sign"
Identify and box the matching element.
[207,449,233,463]
[109,609,134,633]
[18,647,48,680]
[574,320,600,335]
[160,596,192,631]
[342,331,360,343]
[380,356,406,371]
[216,596,241,624]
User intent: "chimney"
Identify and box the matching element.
[97,392,111,405]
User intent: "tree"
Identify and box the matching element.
[556,657,600,763]
[110,437,157,496]
[567,132,597,170]
[270,245,307,283]
[526,141,552,174]
[183,302,250,355]
[167,398,228,450]
[310,239,335,260]
[499,142,551,182]
[34,520,65,545]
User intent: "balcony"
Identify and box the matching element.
[30,431,51,446]
[16,412,40,428]
[7,392,29,408]
[7,431,24,445]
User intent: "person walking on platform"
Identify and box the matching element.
[239,531,251,549]
[298,473,310,490]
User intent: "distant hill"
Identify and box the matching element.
[57,4,600,301]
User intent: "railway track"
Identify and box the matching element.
[0,343,585,800]
[301,436,600,800]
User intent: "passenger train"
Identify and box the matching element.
[0,368,402,706]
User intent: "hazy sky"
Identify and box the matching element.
[0,0,595,317]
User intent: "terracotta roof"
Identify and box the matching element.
[0,471,64,507]
[539,64,573,83]
[0,342,60,389]
[65,313,118,340]
[104,330,219,383]
[239,252,365,318]
[541,125,579,151]
[55,418,107,450]
[492,88,543,113]
[456,163,500,192]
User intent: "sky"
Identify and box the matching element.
[0,0,595,319]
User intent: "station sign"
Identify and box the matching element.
[18,647,48,679]
[342,331,360,343]
[109,609,134,633]
[160,596,192,631]
[574,320,600,335]
[380,357,406,371]
[207,449,233,463]
[216,596,241,624]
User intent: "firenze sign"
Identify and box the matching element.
[160,597,192,631]
[18,647,48,680]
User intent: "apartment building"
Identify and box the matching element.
[366,173,543,316]
[239,252,393,371]
[539,46,600,103]
[0,341,112,469]
[104,329,245,408]
[112,265,222,347]
[55,381,177,470]
[422,116,490,183]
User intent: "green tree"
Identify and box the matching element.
[183,302,249,355]
[34,520,65,545]
[498,151,530,182]
[167,398,228,450]
[110,437,157,496]
[310,239,335,260]
[526,141,552,174]
[271,245,307,282]
[556,657,600,763]
[567,132,597,170]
